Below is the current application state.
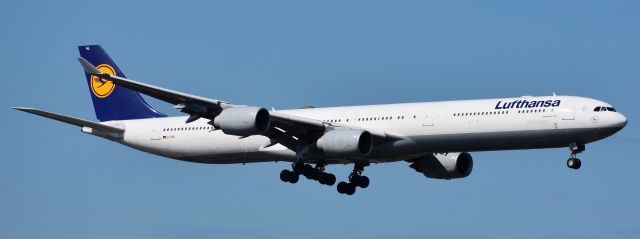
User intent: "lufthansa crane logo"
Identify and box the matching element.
[90,64,116,98]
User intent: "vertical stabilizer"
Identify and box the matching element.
[78,45,166,121]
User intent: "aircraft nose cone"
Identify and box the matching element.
[618,114,628,129]
[610,113,628,130]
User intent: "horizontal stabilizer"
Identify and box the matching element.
[12,107,125,133]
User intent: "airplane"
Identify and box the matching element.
[14,45,628,195]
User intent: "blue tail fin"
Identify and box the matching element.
[78,45,166,122]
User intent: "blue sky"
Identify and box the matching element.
[1,0,639,238]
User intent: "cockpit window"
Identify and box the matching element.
[593,106,616,112]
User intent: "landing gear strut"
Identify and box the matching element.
[567,143,585,170]
[337,162,370,195]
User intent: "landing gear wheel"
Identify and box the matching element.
[318,173,328,185]
[318,173,336,186]
[288,172,299,183]
[337,181,357,195]
[280,170,290,182]
[302,164,314,179]
[349,174,370,188]
[326,173,336,186]
[357,176,370,188]
[344,183,356,195]
[337,181,348,194]
[567,158,582,170]
[280,169,299,183]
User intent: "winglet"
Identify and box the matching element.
[77,57,104,75]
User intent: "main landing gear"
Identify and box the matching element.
[279,161,370,195]
[279,162,336,186]
[567,143,585,170]
[336,162,370,196]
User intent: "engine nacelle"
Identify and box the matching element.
[316,129,373,157]
[213,107,271,136]
[409,152,473,179]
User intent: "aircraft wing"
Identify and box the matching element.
[78,57,405,150]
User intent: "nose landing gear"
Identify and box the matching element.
[567,143,585,170]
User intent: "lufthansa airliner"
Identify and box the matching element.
[14,45,627,195]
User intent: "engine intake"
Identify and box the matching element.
[317,129,373,157]
[213,107,271,136]
[409,152,473,179]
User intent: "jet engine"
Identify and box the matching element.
[408,152,473,179]
[316,129,373,157]
[213,107,271,136]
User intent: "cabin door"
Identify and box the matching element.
[151,122,163,140]
[422,108,437,126]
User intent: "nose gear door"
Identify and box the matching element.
[562,101,576,120]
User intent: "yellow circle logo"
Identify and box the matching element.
[90,64,116,98]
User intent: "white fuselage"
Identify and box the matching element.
[97,96,627,164]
